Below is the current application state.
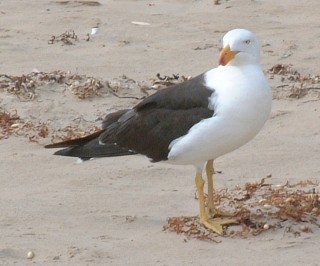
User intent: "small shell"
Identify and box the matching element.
[300,225,308,232]
[91,27,98,35]
[10,123,20,129]
[263,204,272,210]
[263,224,270,230]
[72,81,80,88]
[285,197,294,204]
[27,251,35,259]
[151,84,161,89]
[131,21,150,26]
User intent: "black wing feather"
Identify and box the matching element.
[52,138,135,160]
[45,109,135,159]
[100,73,214,162]
[46,73,215,161]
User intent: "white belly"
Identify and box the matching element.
[167,65,272,167]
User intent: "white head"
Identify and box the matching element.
[219,29,260,66]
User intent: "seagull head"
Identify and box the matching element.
[218,29,260,66]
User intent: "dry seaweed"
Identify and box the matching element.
[0,71,195,102]
[269,64,320,99]
[48,30,78,45]
[69,78,103,99]
[164,216,220,242]
[0,108,100,143]
[0,71,105,100]
[0,110,22,139]
[0,110,52,142]
[164,176,320,241]
[54,0,101,6]
[50,124,100,143]
[148,73,191,90]
[1,74,36,100]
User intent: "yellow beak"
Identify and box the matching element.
[218,44,239,66]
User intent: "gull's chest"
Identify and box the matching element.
[207,66,271,122]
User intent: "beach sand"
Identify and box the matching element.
[1,0,320,265]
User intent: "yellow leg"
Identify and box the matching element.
[195,171,236,235]
[195,171,208,223]
[206,160,235,218]
[206,159,216,215]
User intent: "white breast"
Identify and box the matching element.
[167,64,272,167]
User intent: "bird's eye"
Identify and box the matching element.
[244,40,251,44]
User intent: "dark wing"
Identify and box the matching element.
[45,110,136,160]
[45,73,215,161]
[99,73,214,162]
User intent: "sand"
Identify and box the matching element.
[1,0,320,265]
